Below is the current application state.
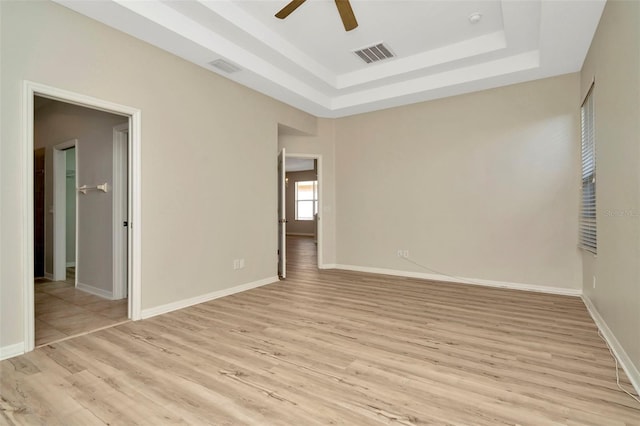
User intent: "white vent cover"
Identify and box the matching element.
[209,59,242,74]
[353,43,395,64]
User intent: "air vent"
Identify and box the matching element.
[353,43,395,64]
[209,59,242,74]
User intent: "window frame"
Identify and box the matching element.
[294,180,318,221]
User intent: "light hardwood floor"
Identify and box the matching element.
[34,268,128,346]
[2,236,639,425]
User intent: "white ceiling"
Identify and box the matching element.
[55,0,605,118]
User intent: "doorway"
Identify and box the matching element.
[33,98,131,347]
[23,81,142,353]
[64,147,76,281]
[279,153,323,278]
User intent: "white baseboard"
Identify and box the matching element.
[331,264,582,297]
[45,272,54,280]
[0,342,25,361]
[66,262,75,267]
[141,276,279,320]
[582,295,640,396]
[76,282,114,300]
[319,263,337,270]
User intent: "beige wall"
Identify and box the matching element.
[580,0,640,375]
[35,100,127,294]
[334,74,582,290]
[0,1,316,348]
[285,170,317,235]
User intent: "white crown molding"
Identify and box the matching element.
[332,50,540,110]
[337,31,508,89]
[199,0,336,86]
[111,0,332,108]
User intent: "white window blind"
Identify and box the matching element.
[580,86,596,253]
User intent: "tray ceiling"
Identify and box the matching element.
[55,0,605,118]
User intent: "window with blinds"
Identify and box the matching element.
[580,86,596,253]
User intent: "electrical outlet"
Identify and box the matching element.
[239,258,245,269]
[233,259,240,270]
[593,276,596,289]
[397,249,410,258]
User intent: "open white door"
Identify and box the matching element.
[112,124,128,301]
[278,148,286,279]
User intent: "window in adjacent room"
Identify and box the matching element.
[580,85,596,254]
[295,180,318,221]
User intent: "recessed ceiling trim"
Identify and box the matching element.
[109,0,332,107]
[197,0,337,86]
[332,51,540,110]
[338,31,507,89]
[54,0,606,118]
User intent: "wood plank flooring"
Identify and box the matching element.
[34,268,128,346]
[2,236,639,425]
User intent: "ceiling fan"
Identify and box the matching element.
[275,0,358,32]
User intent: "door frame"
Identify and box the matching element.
[285,153,323,268]
[52,139,77,282]
[278,148,286,278]
[23,81,143,353]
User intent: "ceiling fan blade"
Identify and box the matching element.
[335,0,358,31]
[275,0,306,19]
